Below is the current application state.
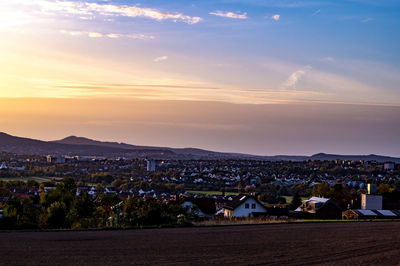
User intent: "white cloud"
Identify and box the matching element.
[60,30,154,40]
[79,16,95,20]
[59,30,83,36]
[209,11,248,19]
[106,33,120,38]
[283,66,312,89]
[362,17,374,23]
[88,32,103,38]
[154,56,168,62]
[12,0,202,24]
[320,57,334,62]
[87,3,202,24]
[271,14,280,21]
[127,34,155,40]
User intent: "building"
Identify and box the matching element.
[342,209,400,220]
[361,184,383,210]
[384,163,395,170]
[361,194,383,210]
[222,194,267,218]
[46,155,66,163]
[181,197,216,218]
[146,160,156,172]
[294,197,342,219]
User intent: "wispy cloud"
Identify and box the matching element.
[312,9,321,16]
[13,0,202,24]
[154,56,168,62]
[320,57,334,62]
[86,2,202,24]
[60,30,155,40]
[52,81,324,105]
[362,17,374,23]
[209,11,248,19]
[283,66,312,89]
[271,14,280,21]
[88,32,103,38]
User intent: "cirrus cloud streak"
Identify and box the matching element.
[4,0,202,24]
[209,11,248,19]
[59,30,155,40]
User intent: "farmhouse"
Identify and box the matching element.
[294,197,342,219]
[222,194,267,218]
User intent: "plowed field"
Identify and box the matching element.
[1,221,400,265]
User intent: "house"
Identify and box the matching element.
[384,163,395,170]
[294,197,342,219]
[361,183,383,210]
[222,194,267,218]
[181,197,216,218]
[342,209,400,220]
[361,194,382,210]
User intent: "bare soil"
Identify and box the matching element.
[1,221,400,265]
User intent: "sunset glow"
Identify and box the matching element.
[1,0,400,155]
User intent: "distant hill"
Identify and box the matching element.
[0,132,252,159]
[52,136,249,159]
[309,153,400,163]
[0,132,399,162]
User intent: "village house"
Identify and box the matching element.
[180,196,216,218]
[222,194,267,218]
[294,197,342,219]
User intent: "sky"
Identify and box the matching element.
[0,0,400,156]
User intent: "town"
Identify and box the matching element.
[1,152,399,229]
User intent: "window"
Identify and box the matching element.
[245,203,249,209]
[251,203,256,209]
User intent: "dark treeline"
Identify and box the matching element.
[0,178,188,230]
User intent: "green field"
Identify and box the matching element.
[185,192,309,201]
[283,196,309,203]
[0,177,63,183]
[186,190,239,196]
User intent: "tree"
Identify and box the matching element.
[289,192,302,210]
[57,177,76,195]
[377,183,393,195]
[2,198,23,228]
[75,193,95,218]
[47,201,67,228]
[312,183,330,198]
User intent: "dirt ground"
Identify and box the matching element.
[1,221,400,265]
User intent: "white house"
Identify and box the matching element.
[222,195,267,218]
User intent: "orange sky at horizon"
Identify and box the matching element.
[1,97,399,156]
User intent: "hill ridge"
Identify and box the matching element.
[0,132,399,162]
